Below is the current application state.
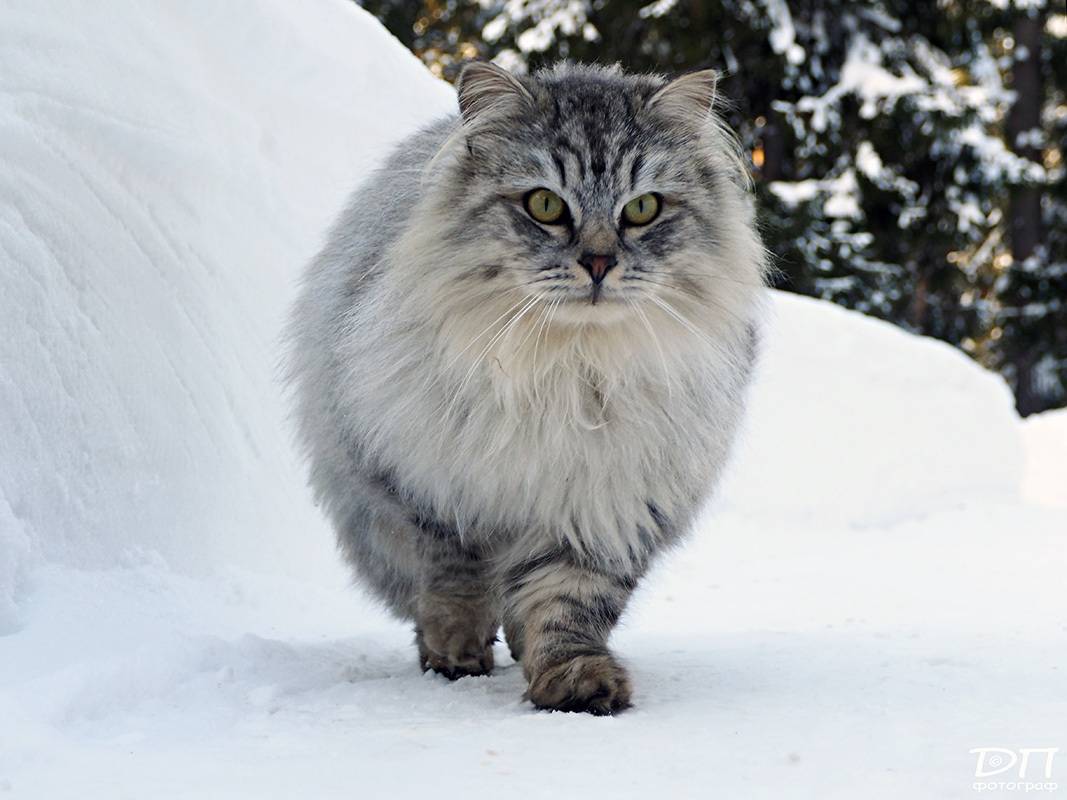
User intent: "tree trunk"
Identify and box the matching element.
[760,114,785,182]
[1006,11,1045,415]
[1007,13,1044,261]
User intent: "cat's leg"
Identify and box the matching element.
[335,474,498,678]
[414,528,498,679]
[500,544,639,715]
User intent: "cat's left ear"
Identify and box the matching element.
[456,61,533,126]
[648,69,719,122]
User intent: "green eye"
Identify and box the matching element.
[525,188,567,224]
[622,193,661,226]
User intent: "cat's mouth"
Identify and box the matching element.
[579,283,627,307]
[552,289,620,309]
[550,282,624,307]
[549,285,633,325]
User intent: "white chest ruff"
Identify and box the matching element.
[362,333,739,560]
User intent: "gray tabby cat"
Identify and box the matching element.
[287,61,767,715]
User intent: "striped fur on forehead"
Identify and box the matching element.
[456,64,728,188]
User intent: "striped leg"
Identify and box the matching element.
[414,530,499,680]
[500,545,638,715]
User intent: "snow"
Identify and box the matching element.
[855,140,884,179]
[822,169,863,220]
[769,170,864,221]
[1022,409,1067,509]
[0,0,455,605]
[486,0,596,54]
[768,178,820,205]
[721,293,1023,528]
[956,124,1047,184]
[638,0,681,19]
[794,34,926,132]
[760,0,806,66]
[1,2,1064,798]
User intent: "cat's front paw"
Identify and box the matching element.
[416,626,495,680]
[525,653,632,715]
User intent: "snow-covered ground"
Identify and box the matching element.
[1,2,1064,798]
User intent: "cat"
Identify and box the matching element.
[286,61,767,715]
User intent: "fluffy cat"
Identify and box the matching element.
[287,61,767,714]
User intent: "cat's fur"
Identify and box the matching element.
[286,61,767,714]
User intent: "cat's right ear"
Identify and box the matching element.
[648,69,719,123]
[456,61,533,127]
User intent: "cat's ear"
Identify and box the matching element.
[456,61,533,126]
[648,69,719,122]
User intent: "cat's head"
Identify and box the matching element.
[420,61,765,331]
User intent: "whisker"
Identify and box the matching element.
[532,295,563,402]
[441,292,545,423]
[645,295,738,365]
[427,290,535,413]
[627,274,754,330]
[442,289,534,372]
[511,292,554,359]
[627,296,673,401]
[625,271,766,290]
[415,285,532,407]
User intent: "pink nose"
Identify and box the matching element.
[578,252,618,284]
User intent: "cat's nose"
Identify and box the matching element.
[577,252,617,285]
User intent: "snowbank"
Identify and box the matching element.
[0,0,456,610]
[722,294,1023,527]
[1022,408,1067,508]
[1,2,1063,799]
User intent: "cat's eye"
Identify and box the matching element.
[525,188,568,224]
[622,193,661,226]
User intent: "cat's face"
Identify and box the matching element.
[434,62,759,327]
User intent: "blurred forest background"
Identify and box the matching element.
[355,0,1066,415]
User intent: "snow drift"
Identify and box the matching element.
[723,294,1022,527]
[1022,408,1067,508]
[0,2,1062,798]
[0,0,455,610]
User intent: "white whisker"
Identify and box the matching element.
[440,292,545,423]
[646,294,733,364]
[628,297,673,401]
